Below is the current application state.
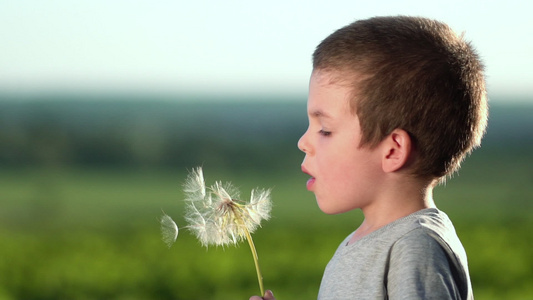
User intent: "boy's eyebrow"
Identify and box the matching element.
[309,109,331,119]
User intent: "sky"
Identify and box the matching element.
[1,0,532,102]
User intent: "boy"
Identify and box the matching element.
[251,15,486,300]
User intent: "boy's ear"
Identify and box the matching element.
[381,129,413,173]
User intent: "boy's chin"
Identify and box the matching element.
[316,199,350,215]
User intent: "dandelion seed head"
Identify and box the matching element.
[183,167,272,247]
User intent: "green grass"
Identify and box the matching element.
[0,153,532,299]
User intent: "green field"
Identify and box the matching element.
[0,100,532,299]
[1,150,532,299]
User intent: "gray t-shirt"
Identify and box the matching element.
[318,208,473,300]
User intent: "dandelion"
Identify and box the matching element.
[160,167,272,296]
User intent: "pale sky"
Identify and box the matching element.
[1,0,532,102]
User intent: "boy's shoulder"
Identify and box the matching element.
[385,209,473,299]
[360,208,468,267]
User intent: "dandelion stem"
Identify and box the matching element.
[244,226,264,296]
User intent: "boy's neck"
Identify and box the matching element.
[348,179,436,245]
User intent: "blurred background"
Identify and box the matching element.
[1,1,532,299]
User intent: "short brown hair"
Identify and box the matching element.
[313,16,488,179]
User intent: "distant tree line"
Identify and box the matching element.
[0,99,308,171]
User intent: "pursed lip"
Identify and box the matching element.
[301,165,316,191]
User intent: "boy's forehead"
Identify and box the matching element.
[309,69,360,112]
[311,69,345,85]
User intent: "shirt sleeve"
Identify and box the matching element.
[386,228,463,300]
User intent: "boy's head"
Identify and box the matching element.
[312,16,488,180]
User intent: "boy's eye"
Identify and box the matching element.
[319,129,332,136]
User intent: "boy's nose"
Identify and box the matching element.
[297,130,309,153]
